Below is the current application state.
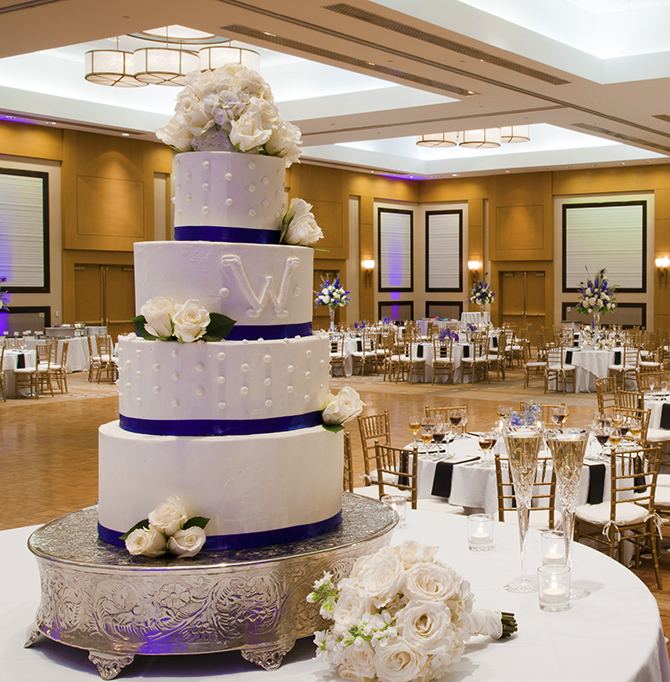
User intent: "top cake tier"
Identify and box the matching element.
[173,152,285,244]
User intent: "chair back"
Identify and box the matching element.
[637,370,664,392]
[425,405,468,433]
[96,334,112,357]
[329,334,344,356]
[596,376,617,413]
[471,331,489,360]
[374,443,418,509]
[494,452,557,528]
[60,340,69,368]
[358,411,391,477]
[36,343,51,369]
[545,345,565,368]
[4,338,22,349]
[614,388,643,410]
[343,432,354,493]
[607,446,659,520]
[622,345,640,369]
[433,337,453,361]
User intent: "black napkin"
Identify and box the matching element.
[565,350,573,364]
[660,404,670,430]
[634,456,647,493]
[574,339,579,347]
[492,336,498,349]
[462,345,470,358]
[431,461,454,498]
[17,353,25,369]
[614,350,622,365]
[587,464,606,505]
[356,340,362,352]
[417,344,424,358]
[398,451,409,488]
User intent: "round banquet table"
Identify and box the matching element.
[461,311,490,324]
[4,512,669,682]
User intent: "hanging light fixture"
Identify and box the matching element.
[500,125,530,143]
[133,27,199,86]
[459,128,501,149]
[415,132,460,148]
[199,43,260,72]
[84,37,147,88]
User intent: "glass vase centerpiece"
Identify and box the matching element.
[469,279,495,313]
[502,425,543,593]
[315,278,350,330]
[545,428,590,599]
[576,268,617,329]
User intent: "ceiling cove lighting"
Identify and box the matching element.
[85,38,147,88]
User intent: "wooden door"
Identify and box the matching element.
[500,271,546,343]
[105,265,135,341]
[74,265,103,326]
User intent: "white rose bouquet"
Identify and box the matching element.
[122,496,209,559]
[315,278,350,310]
[322,386,365,433]
[469,279,495,306]
[133,297,235,343]
[155,64,301,166]
[576,268,617,315]
[308,541,516,682]
[281,197,324,246]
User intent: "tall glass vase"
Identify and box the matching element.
[546,428,590,599]
[502,426,543,593]
[329,307,335,331]
[592,311,601,329]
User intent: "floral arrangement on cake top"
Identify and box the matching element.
[122,496,210,558]
[322,386,364,433]
[316,278,350,310]
[469,279,495,306]
[576,268,617,315]
[133,297,235,343]
[155,64,301,165]
[281,198,324,246]
[0,277,8,312]
[308,540,516,682]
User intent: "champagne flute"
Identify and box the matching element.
[663,376,669,394]
[649,376,656,393]
[409,415,421,444]
[460,409,469,437]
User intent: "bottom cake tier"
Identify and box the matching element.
[98,421,344,550]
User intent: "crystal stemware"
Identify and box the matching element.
[419,417,434,454]
[502,426,543,593]
[476,430,497,467]
[432,417,449,458]
[545,428,590,599]
[409,415,421,445]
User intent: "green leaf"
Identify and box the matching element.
[201,313,236,341]
[120,518,150,541]
[183,516,210,530]
[132,315,158,341]
[312,247,330,253]
[322,424,344,434]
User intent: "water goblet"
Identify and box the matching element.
[663,377,669,394]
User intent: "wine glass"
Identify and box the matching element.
[449,409,462,436]
[419,417,434,454]
[551,404,569,426]
[497,404,513,422]
[648,376,656,393]
[432,417,449,459]
[546,428,590,599]
[663,377,669,394]
[477,430,497,467]
[460,409,469,438]
[409,415,421,445]
[628,418,642,442]
[592,425,610,459]
[502,425,543,593]
[608,426,623,453]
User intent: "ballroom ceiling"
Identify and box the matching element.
[2,0,670,178]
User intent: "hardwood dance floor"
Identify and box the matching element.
[2,368,669,652]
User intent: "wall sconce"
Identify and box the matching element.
[362,259,375,286]
[468,260,481,283]
[656,256,669,281]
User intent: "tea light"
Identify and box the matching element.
[467,513,494,552]
[538,565,570,612]
[542,585,567,603]
[541,530,566,566]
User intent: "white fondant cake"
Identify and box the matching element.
[98,151,343,551]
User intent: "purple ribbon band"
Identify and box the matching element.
[175,225,280,244]
[119,410,324,437]
[226,321,312,340]
[98,511,342,551]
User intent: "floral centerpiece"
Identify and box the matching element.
[0,277,8,312]
[156,64,301,165]
[576,268,617,325]
[438,328,459,342]
[122,496,210,558]
[133,297,235,343]
[308,540,516,682]
[316,278,350,330]
[469,279,495,307]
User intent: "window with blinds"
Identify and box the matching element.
[563,201,646,292]
[378,208,413,292]
[0,169,49,292]
[425,210,462,292]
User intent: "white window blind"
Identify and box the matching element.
[0,171,47,289]
[564,202,645,290]
[426,211,461,290]
[379,209,412,290]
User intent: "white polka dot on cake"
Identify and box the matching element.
[264,355,271,363]
[202,160,210,169]
[172,400,179,407]
[305,371,311,379]
[202,206,209,214]
[304,395,310,402]
[153,386,160,394]
[125,360,131,368]
[287,386,293,393]
[153,363,160,371]
[219,402,226,410]
[226,198,233,206]
[196,387,204,396]
[136,398,142,405]
[172,373,179,381]
[248,185,256,192]
[266,399,273,408]
[241,386,249,395]
[217,376,225,384]
[287,365,294,372]
[242,364,249,372]
[196,363,204,372]
[172,350,179,358]
[202,183,209,191]
[218,352,226,361]
[225,173,233,181]
[125,383,131,390]
[264,378,271,386]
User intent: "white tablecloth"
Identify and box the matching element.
[4,514,668,682]
[416,319,457,336]
[461,311,490,324]
[2,349,36,398]
[23,337,89,373]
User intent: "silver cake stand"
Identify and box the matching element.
[25,493,397,680]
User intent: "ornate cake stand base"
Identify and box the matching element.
[26,494,396,680]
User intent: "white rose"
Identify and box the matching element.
[374,638,428,682]
[125,526,167,557]
[336,642,377,682]
[181,69,222,100]
[167,526,207,558]
[332,581,374,629]
[265,121,302,165]
[354,552,405,608]
[404,562,460,602]
[322,386,365,425]
[395,601,455,653]
[140,296,176,339]
[177,96,215,137]
[394,540,438,569]
[230,65,273,99]
[248,95,280,126]
[229,110,272,151]
[155,117,193,151]
[283,198,323,245]
[172,300,211,343]
[148,495,188,536]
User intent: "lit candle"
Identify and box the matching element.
[543,550,566,565]
[542,583,567,604]
[469,528,492,545]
